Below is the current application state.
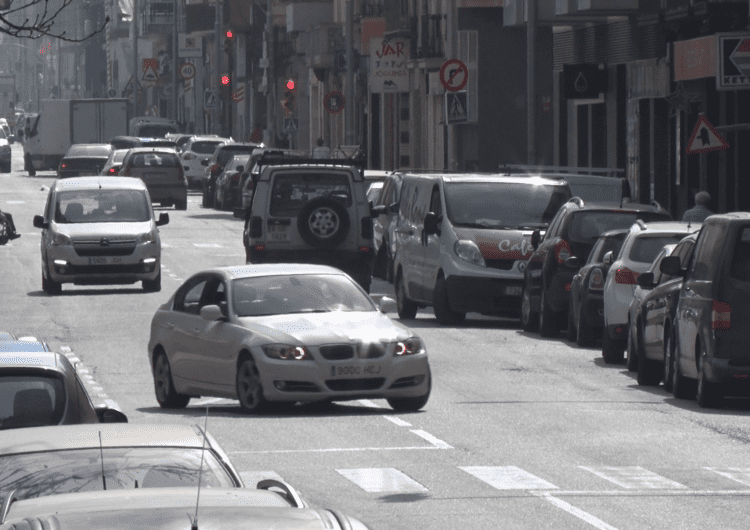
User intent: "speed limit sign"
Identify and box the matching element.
[179,62,196,80]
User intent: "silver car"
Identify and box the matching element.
[33,177,169,294]
[180,135,230,189]
[148,263,431,413]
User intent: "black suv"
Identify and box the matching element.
[521,197,672,337]
[201,143,262,208]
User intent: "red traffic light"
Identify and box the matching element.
[226,30,233,38]
[221,75,230,85]
[286,79,295,90]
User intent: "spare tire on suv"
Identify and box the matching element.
[297,196,351,248]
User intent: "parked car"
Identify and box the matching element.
[214,154,252,211]
[660,213,750,407]
[180,135,230,189]
[57,143,113,178]
[100,148,130,176]
[372,171,406,282]
[0,127,10,173]
[234,149,304,218]
[633,232,699,390]
[147,263,430,412]
[601,221,696,363]
[202,142,261,207]
[109,135,144,150]
[0,351,128,429]
[119,147,188,210]
[566,229,629,346]
[367,181,384,204]
[33,176,169,294]
[128,116,180,138]
[522,198,672,337]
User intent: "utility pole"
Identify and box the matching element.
[526,0,537,164]
[266,0,275,146]
[446,0,457,170]
[214,0,221,135]
[172,0,178,123]
[132,0,139,118]
[344,0,354,145]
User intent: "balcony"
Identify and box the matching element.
[146,1,173,26]
[409,15,444,60]
[556,0,638,16]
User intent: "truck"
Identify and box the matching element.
[23,98,129,172]
[0,75,15,130]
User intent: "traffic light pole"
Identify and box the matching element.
[172,0,178,124]
[344,0,354,146]
[214,0,221,135]
[266,0,275,146]
[132,0,138,118]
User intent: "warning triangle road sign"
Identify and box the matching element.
[686,114,729,154]
[445,91,468,124]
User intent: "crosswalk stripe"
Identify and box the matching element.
[532,492,619,530]
[580,466,687,489]
[460,466,558,490]
[337,468,428,493]
[705,468,750,487]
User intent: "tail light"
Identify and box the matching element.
[60,163,67,168]
[554,239,571,263]
[615,267,639,285]
[210,164,220,175]
[231,172,240,182]
[588,268,605,290]
[711,300,731,330]
[108,167,117,175]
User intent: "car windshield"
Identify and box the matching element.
[0,341,47,352]
[129,152,180,168]
[269,173,352,216]
[232,274,376,317]
[444,182,571,228]
[111,151,128,164]
[0,375,66,429]
[589,232,628,263]
[55,190,151,223]
[0,447,236,502]
[569,211,671,243]
[628,235,686,263]
[192,141,222,154]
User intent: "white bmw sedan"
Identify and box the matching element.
[147,264,431,413]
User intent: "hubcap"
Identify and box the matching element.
[309,208,339,238]
[155,356,170,401]
[238,362,262,408]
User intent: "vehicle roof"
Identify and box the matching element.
[0,340,50,353]
[402,173,572,186]
[600,228,631,237]
[0,351,68,371]
[54,176,148,191]
[212,263,347,280]
[64,144,113,157]
[124,147,180,155]
[217,142,262,150]
[630,221,696,233]
[702,212,750,222]
[364,170,393,180]
[0,423,210,455]
[567,200,668,213]
[0,331,16,340]
[188,136,229,143]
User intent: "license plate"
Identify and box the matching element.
[268,224,288,242]
[330,364,382,378]
[505,286,522,296]
[88,256,123,266]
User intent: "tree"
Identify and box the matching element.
[0,0,108,41]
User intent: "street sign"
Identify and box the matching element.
[179,62,196,80]
[370,37,409,93]
[445,91,468,124]
[324,91,345,114]
[283,117,299,133]
[204,90,219,110]
[686,114,729,154]
[178,33,202,58]
[718,35,750,90]
[440,59,468,92]
[142,59,158,82]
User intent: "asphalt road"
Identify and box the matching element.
[3,143,750,530]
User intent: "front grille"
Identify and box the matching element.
[74,241,136,257]
[64,263,144,275]
[326,378,385,391]
[361,343,386,359]
[320,345,354,360]
[485,259,516,271]
[276,381,320,392]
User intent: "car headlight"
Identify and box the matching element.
[454,239,486,267]
[137,230,157,245]
[52,233,71,246]
[393,337,424,356]
[262,344,310,361]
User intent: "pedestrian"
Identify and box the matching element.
[313,138,330,159]
[682,191,714,223]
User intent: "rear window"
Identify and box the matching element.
[0,375,65,429]
[191,141,222,155]
[569,211,671,243]
[218,146,256,165]
[59,158,107,172]
[54,189,151,223]
[589,232,627,263]
[730,226,750,282]
[130,152,180,168]
[270,173,352,216]
[137,125,177,138]
[627,234,686,263]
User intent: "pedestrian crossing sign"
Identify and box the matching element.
[445,91,468,124]
[686,114,729,154]
[204,90,219,110]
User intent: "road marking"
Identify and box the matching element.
[229,445,442,455]
[705,468,750,487]
[59,346,71,352]
[194,243,222,248]
[531,492,619,530]
[580,466,687,489]
[358,399,382,408]
[67,357,80,363]
[193,397,230,406]
[240,471,285,487]
[410,429,453,449]
[384,415,412,427]
[337,468,428,493]
[460,466,557,490]
[5,200,24,203]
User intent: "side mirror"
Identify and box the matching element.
[636,271,654,289]
[564,256,580,269]
[156,212,169,226]
[424,211,440,235]
[96,406,128,423]
[378,296,397,314]
[660,255,685,277]
[530,229,541,250]
[370,204,386,217]
[388,201,399,214]
[602,251,614,266]
[200,304,225,321]
[200,159,209,166]
[33,214,48,229]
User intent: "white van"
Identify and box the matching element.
[129,116,180,138]
[392,173,572,324]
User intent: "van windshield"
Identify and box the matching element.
[55,189,151,223]
[444,182,571,229]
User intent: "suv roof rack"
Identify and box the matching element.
[635,219,648,230]
[256,154,366,171]
[567,196,585,207]
[499,164,624,178]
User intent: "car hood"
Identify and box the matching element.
[52,221,153,239]
[238,311,413,345]
[454,227,536,260]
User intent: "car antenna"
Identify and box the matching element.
[98,431,107,490]
[190,404,210,530]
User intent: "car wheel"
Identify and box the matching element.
[636,337,662,386]
[433,275,465,325]
[576,309,596,347]
[626,318,639,372]
[373,245,388,280]
[42,264,62,295]
[142,270,161,292]
[520,282,539,332]
[602,328,625,364]
[538,289,558,338]
[387,368,430,412]
[386,249,395,284]
[153,352,190,409]
[0,213,9,245]
[395,271,418,320]
[696,343,723,408]
[175,198,187,210]
[663,329,674,393]
[236,356,267,413]
[670,333,696,399]
[203,187,213,208]
[566,298,577,342]
[297,197,351,249]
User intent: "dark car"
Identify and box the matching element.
[0,351,127,429]
[201,143,262,208]
[58,144,114,178]
[109,136,144,150]
[214,154,252,211]
[138,138,178,150]
[631,232,698,389]
[521,197,672,337]
[566,229,629,346]
[100,148,130,176]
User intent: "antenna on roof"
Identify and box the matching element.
[190,404,210,530]
[98,431,107,490]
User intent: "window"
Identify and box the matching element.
[191,141,222,155]
[628,235,686,264]
[174,277,209,314]
[269,173,351,217]
[0,375,66,428]
[730,226,750,282]
[429,184,442,217]
[691,224,726,281]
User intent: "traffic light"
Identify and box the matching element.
[283,79,295,112]
[223,30,234,55]
[220,74,231,100]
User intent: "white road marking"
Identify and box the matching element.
[194,243,222,248]
[580,466,687,489]
[193,397,229,406]
[67,357,80,363]
[705,468,750,487]
[410,429,453,449]
[460,466,558,490]
[92,386,104,392]
[229,445,441,455]
[358,399,382,408]
[337,468,428,493]
[543,489,750,497]
[384,415,412,427]
[531,492,619,530]
[5,200,24,204]
[59,346,71,352]
[240,471,284,487]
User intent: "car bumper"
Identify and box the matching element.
[146,184,188,204]
[445,275,524,315]
[546,271,575,313]
[605,322,628,341]
[45,245,160,285]
[580,290,604,328]
[703,356,750,396]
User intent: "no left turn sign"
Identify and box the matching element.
[440,59,468,92]
[179,62,196,80]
